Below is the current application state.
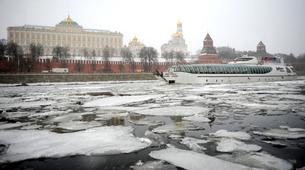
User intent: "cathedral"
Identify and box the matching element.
[127,36,145,58]
[161,21,189,59]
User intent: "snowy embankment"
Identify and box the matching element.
[0,126,150,163]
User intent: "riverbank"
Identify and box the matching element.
[0,73,157,84]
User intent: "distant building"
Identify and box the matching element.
[127,36,145,58]
[7,15,123,57]
[256,41,268,59]
[0,39,7,45]
[161,21,188,58]
[196,33,223,64]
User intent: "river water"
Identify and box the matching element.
[0,78,305,170]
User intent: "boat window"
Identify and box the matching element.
[199,66,204,73]
[195,66,200,74]
[234,57,253,61]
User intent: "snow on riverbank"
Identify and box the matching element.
[0,126,150,163]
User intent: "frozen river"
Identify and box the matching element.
[0,79,305,170]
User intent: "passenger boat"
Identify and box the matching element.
[163,56,297,84]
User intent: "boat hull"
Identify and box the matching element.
[163,72,297,84]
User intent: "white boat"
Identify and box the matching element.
[163,56,297,84]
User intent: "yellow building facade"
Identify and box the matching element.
[7,16,123,57]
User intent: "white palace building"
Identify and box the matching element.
[7,16,123,57]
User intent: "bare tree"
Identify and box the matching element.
[28,43,44,72]
[0,42,6,59]
[102,46,112,72]
[121,47,134,72]
[6,41,23,72]
[139,47,158,72]
[91,50,97,72]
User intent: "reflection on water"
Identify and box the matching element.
[169,116,182,122]
[105,116,125,126]
[81,114,97,121]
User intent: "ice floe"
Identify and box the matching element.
[180,137,208,152]
[182,114,212,123]
[217,152,292,170]
[131,160,177,170]
[2,100,56,109]
[135,106,209,116]
[216,138,261,153]
[262,140,287,148]
[83,95,163,107]
[253,126,305,139]
[0,126,150,163]
[152,122,203,134]
[210,130,252,140]
[56,121,103,130]
[144,131,165,146]
[0,122,30,130]
[128,117,164,127]
[149,147,257,170]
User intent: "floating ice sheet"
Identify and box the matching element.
[152,122,203,134]
[0,126,150,163]
[253,126,305,139]
[217,152,292,170]
[128,117,164,127]
[182,114,211,123]
[135,106,209,116]
[131,160,177,170]
[83,95,163,107]
[216,138,261,153]
[1,100,55,109]
[149,147,256,170]
[0,122,30,130]
[210,130,251,141]
[56,121,103,130]
[180,137,208,152]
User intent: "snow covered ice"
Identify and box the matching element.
[210,129,252,140]
[216,138,262,153]
[83,94,164,107]
[217,152,293,170]
[253,126,305,139]
[149,147,258,170]
[0,126,150,163]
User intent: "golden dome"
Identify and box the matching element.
[132,36,138,42]
[66,15,72,24]
[128,36,144,47]
[172,32,181,38]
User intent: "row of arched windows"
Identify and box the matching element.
[170,64,272,74]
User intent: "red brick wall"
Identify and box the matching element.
[0,59,173,73]
[196,54,223,64]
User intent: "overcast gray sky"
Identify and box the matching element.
[0,0,304,56]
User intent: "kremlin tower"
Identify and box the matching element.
[196,33,223,64]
